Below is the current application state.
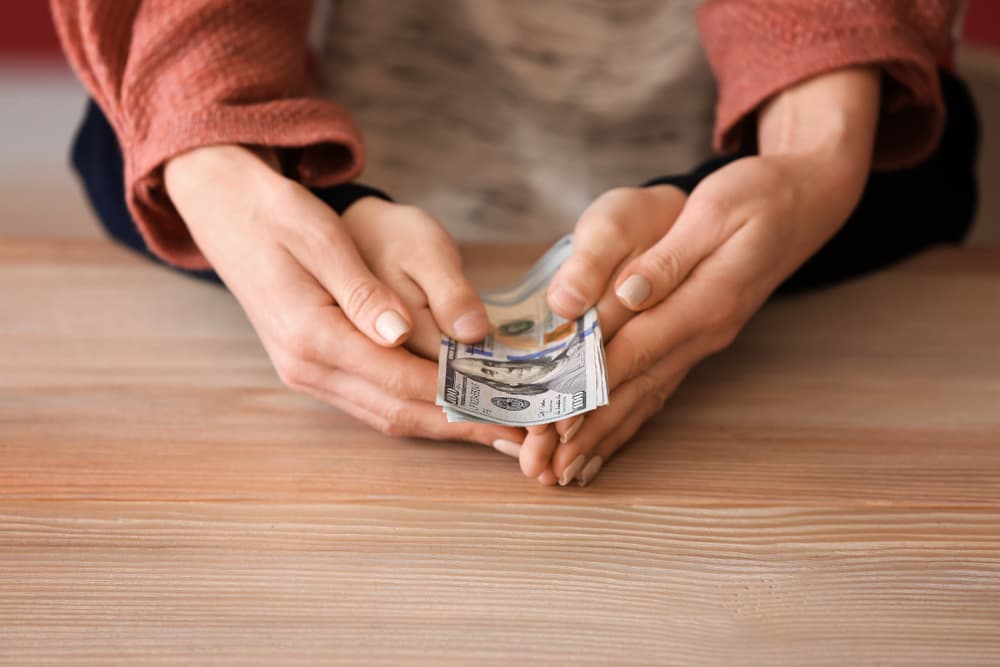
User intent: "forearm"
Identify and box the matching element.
[758,66,881,166]
[756,66,881,214]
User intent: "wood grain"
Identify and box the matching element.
[2,237,1000,665]
[3,502,1000,666]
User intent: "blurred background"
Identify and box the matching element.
[1,3,997,243]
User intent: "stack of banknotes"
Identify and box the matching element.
[436,235,609,426]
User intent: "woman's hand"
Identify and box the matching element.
[527,66,882,486]
[164,144,525,447]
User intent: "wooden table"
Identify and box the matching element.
[2,237,1000,665]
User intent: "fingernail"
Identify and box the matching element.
[577,456,604,486]
[492,438,522,459]
[549,283,587,313]
[375,310,409,344]
[616,275,651,309]
[453,311,487,340]
[560,416,584,444]
[559,454,587,486]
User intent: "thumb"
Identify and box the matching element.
[547,199,635,320]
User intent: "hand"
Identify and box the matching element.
[340,196,488,361]
[164,144,525,447]
[526,66,883,486]
[514,184,689,484]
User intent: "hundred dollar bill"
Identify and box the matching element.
[436,235,609,426]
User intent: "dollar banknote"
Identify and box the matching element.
[436,235,608,426]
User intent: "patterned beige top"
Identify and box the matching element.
[317,0,716,241]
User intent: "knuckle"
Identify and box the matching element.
[380,403,415,438]
[706,290,742,332]
[707,325,740,354]
[565,249,605,292]
[687,188,733,223]
[622,332,655,377]
[274,354,309,390]
[435,271,476,302]
[603,211,634,241]
[645,391,669,419]
[341,277,383,319]
[571,246,602,273]
[280,317,317,362]
[637,372,663,399]
[642,246,684,289]
[650,382,671,408]
[382,371,415,400]
[635,372,669,409]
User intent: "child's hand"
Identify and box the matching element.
[165,144,524,447]
[531,66,882,486]
[340,197,486,361]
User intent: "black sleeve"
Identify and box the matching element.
[641,150,752,194]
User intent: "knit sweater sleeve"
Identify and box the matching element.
[697,0,960,171]
[50,0,365,269]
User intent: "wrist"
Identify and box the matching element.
[757,66,881,176]
[164,144,284,206]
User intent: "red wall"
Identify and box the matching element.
[964,0,1000,48]
[0,3,62,59]
[2,1,999,61]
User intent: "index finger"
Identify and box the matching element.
[546,191,639,319]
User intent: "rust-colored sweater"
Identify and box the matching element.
[51,0,958,269]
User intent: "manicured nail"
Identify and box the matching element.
[577,456,604,486]
[616,275,651,309]
[492,439,522,459]
[559,454,587,487]
[375,310,409,344]
[560,416,584,444]
[549,283,587,313]
[453,311,487,340]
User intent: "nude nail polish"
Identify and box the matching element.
[492,439,522,459]
[560,416,584,444]
[616,275,651,309]
[577,456,604,486]
[375,310,409,344]
[559,454,587,487]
